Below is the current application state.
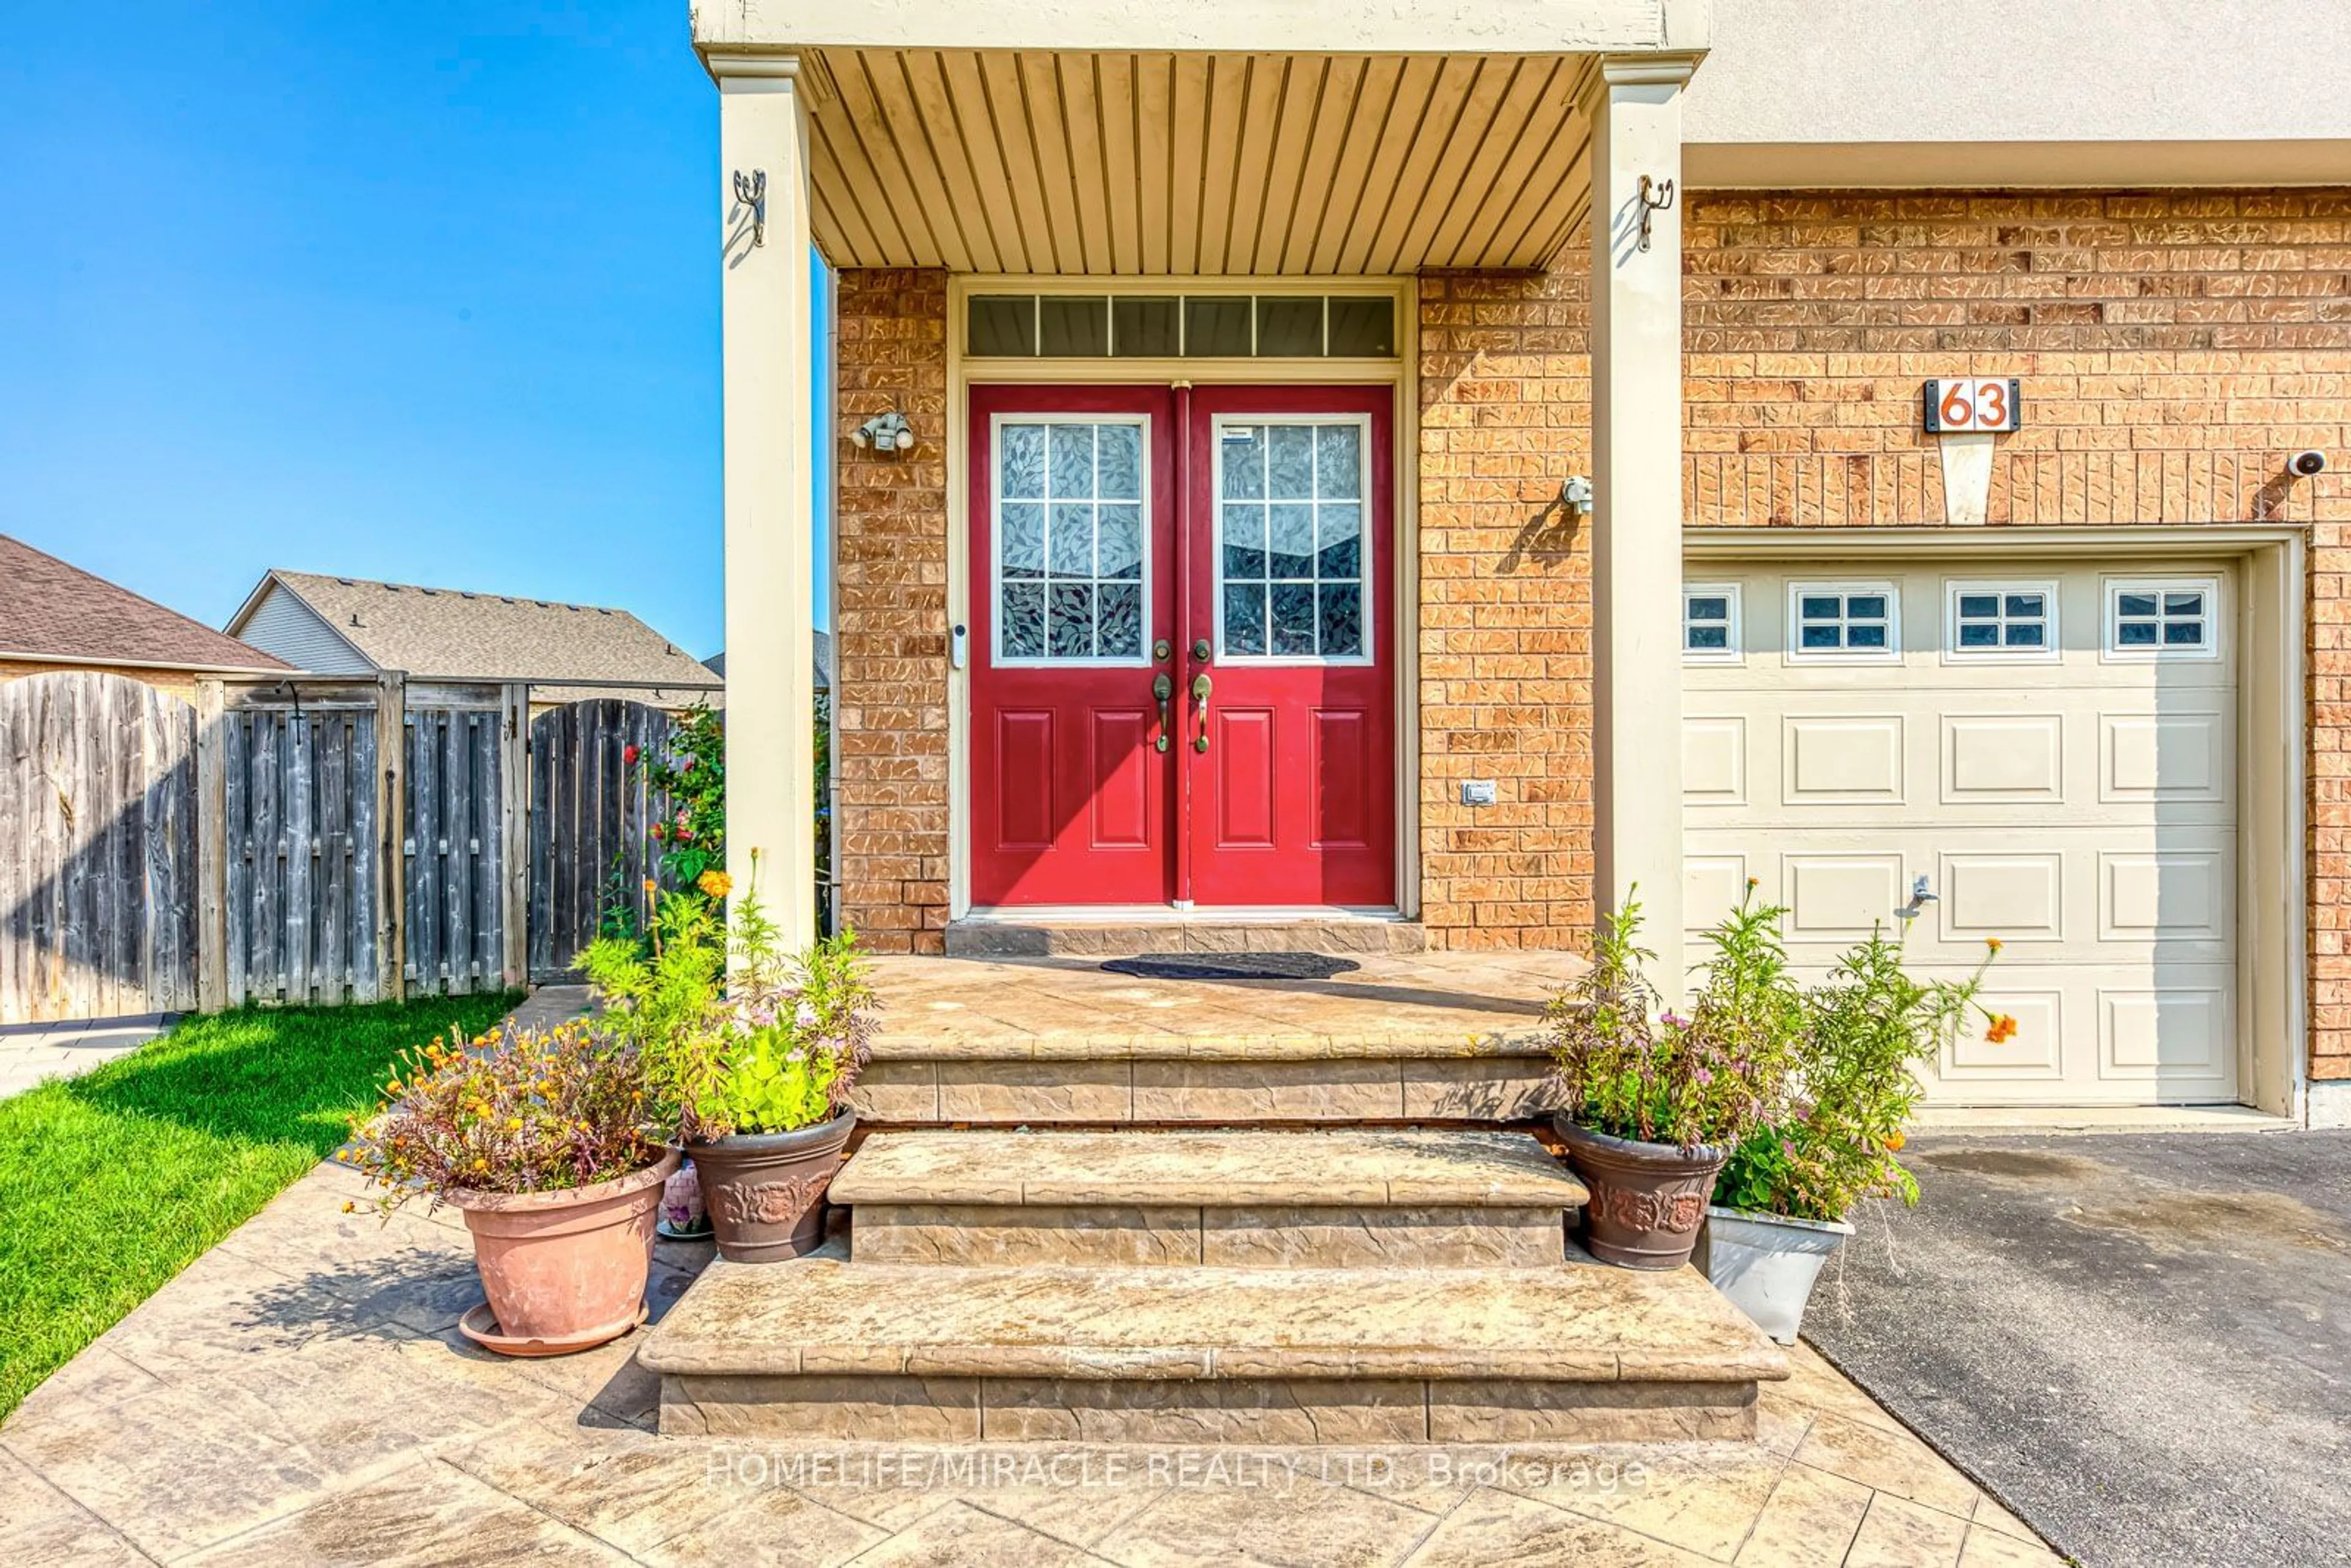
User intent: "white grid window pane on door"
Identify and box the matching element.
[1218,421,1365,660]
[1683,584,1739,660]
[1952,586,2052,654]
[2110,583,2210,653]
[1791,585,1895,656]
[996,420,1146,662]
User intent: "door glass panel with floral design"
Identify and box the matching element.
[1216,420,1366,660]
[995,418,1148,662]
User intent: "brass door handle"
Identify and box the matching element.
[1152,674,1173,753]
[1190,672,1212,752]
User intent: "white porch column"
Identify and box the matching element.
[1586,54,1698,994]
[713,54,818,947]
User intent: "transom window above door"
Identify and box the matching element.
[1217,419,1368,661]
[1947,581,2057,661]
[968,293,1397,359]
[993,418,1149,664]
[1788,583,1899,661]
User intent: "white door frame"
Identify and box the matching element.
[1685,525,2308,1119]
[943,274,1420,922]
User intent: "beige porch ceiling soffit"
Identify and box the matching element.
[695,2,1709,275]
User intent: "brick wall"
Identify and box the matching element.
[1415,269,1595,951]
[832,269,951,953]
[1681,190,2350,530]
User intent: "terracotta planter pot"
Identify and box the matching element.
[688,1109,857,1264]
[445,1147,680,1352]
[1554,1119,1727,1270]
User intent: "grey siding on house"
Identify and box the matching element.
[236,585,373,675]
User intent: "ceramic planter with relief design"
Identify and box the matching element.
[1554,1119,1727,1270]
[687,1109,857,1263]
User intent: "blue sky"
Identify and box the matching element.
[0,1,820,656]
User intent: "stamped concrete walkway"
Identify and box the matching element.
[1,1157,2063,1567]
[0,1015,171,1100]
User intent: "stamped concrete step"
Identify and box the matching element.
[944,913,1427,958]
[833,1129,1588,1268]
[641,1256,1787,1446]
[857,951,1571,1126]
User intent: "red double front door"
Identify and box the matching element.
[969,383,1395,909]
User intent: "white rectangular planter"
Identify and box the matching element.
[1695,1206,1854,1345]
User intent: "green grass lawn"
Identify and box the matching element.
[0,992,520,1420]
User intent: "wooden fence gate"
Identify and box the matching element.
[197,677,526,1009]
[527,698,674,979]
[198,677,524,1008]
[0,672,198,1024]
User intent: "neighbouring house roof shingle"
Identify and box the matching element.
[0,535,290,673]
[238,571,722,695]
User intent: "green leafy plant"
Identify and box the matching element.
[1717,929,2005,1223]
[342,1018,664,1212]
[582,890,728,1134]
[703,879,877,1135]
[580,856,878,1142]
[594,853,645,948]
[639,702,727,899]
[1547,885,1804,1153]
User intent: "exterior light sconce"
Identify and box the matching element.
[851,411,917,452]
[1561,474,1594,517]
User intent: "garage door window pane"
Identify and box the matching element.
[2110,582,2212,656]
[1685,585,1740,661]
[1951,585,2052,656]
[1793,586,1897,656]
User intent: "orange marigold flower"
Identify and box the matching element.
[1985,936,2004,953]
[1884,1131,1907,1152]
[1985,1013,2019,1045]
[698,869,734,899]
[342,1201,356,1213]
[643,877,658,895]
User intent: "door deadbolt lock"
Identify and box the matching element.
[1153,638,1171,661]
[1191,638,1212,662]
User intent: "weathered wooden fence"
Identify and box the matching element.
[3,671,714,1022]
[198,677,526,1008]
[0,672,198,1022]
[527,698,675,980]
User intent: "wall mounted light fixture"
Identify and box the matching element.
[851,410,917,452]
[1561,474,1594,517]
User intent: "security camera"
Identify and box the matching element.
[2291,450,2328,478]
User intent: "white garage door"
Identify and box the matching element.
[1683,559,2239,1106]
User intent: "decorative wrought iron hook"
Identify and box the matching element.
[1636,174,1676,252]
[733,168,767,247]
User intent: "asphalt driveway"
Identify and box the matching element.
[1800,1130,2351,1568]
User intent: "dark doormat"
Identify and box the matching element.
[1100,953,1361,981]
